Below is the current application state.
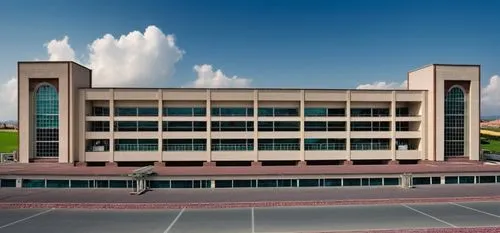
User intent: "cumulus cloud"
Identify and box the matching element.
[46,36,76,61]
[0,25,252,120]
[43,26,184,87]
[188,64,252,88]
[88,26,184,87]
[481,75,500,116]
[0,77,17,121]
[356,80,407,89]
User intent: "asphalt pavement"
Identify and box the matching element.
[1,202,500,233]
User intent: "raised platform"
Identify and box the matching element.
[0,161,499,177]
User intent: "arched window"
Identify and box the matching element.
[34,83,59,157]
[444,86,466,157]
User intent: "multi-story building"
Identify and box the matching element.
[17,61,480,166]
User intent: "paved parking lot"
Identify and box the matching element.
[1,202,500,233]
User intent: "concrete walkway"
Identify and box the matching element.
[1,184,500,209]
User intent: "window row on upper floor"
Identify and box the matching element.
[89,107,414,117]
[87,121,416,132]
[86,137,417,152]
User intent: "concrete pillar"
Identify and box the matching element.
[251,161,262,166]
[206,90,212,162]
[388,160,399,165]
[253,90,259,162]
[203,161,216,167]
[154,161,165,167]
[421,92,428,160]
[300,90,305,162]
[138,179,143,192]
[158,89,163,162]
[346,90,351,161]
[391,91,396,161]
[297,161,307,167]
[343,160,353,165]
[109,89,115,163]
[77,90,86,164]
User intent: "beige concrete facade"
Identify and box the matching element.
[408,64,480,161]
[18,62,480,165]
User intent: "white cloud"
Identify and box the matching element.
[0,25,250,120]
[0,34,76,120]
[188,64,252,88]
[46,36,76,61]
[356,80,407,89]
[481,75,500,116]
[88,26,184,87]
[0,77,17,121]
[43,26,184,87]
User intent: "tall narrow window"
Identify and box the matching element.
[444,86,466,157]
[34,84,59,157]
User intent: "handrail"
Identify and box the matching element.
[115,144,158,151]
[211,144,254,151]
[258,143,300,151]
[164,144,206,151]
[351,143,390,150]
[304,143,346,150]
[396,113,421,117]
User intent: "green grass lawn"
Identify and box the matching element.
[482,138,500,153]
[0,131,18,153]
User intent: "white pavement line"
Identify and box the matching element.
[163,208,185,233]
[401,204,457,228]
[450,202,500,218]
[0,208,54,230]
[251,207,255,233]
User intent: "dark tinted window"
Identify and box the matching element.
[137,107,158,116]
[305,121,326,131]
[304,108,326,116]
[328,108,345,116]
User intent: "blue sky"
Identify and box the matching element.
[0,0,499,119]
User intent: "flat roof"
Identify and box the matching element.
[79,87,429,92]
[18,61,91,71]
[408,63,480,73]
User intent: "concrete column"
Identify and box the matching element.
[78,90,86,164]
[346,90,351,162]
[106,162,117,167]
[18,72,30,163]
[469,78,480,161]
[421,92,428,160]
[206,90,212,162]
[253,90,259,162]
[391,91,396,161]
[300,90,305,162]
[158,89,163,162]
[109,89,115,163]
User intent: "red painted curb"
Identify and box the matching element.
[320,226,500,233]
[2,195,500,209]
